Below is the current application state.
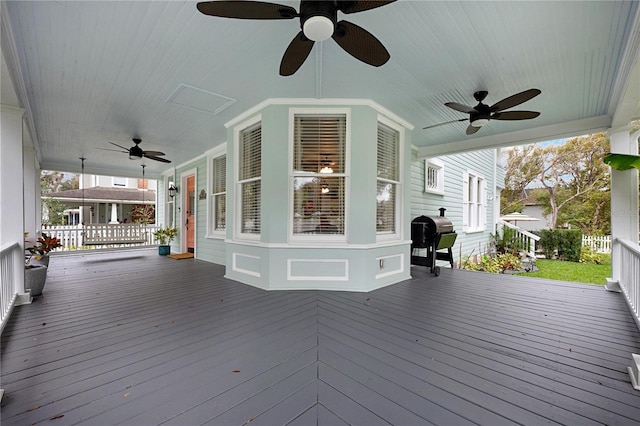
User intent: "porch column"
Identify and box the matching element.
[109,203,119,224]
[23,146,39,238]
[0,105,29,303]
[606,126,639,289]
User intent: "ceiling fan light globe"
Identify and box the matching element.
[303,16,334,41]
[471,118,490,127]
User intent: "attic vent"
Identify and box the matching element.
[167,84,236,115]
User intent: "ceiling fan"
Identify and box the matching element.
[423,88,542,135]
[100,138,172,163]
[196,0,395,76]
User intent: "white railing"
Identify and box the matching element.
[42,224,161,252]
[0,242,21,334]
[582,235,612,253]
[613,238,640,331]
[496,219,541,258]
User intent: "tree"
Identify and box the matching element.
[502,133,610,231]
[40,170,79,225]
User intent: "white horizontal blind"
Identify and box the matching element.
[212,155,226,231]
[239,125,261,181]
[376,123,399,233]
[212,155,226,194]
[293,115,346,174]
[292,114,346,236]
[239,124,261,234]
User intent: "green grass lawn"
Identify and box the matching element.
[516,256,611,285]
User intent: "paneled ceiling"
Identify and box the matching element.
[2,1,639,179]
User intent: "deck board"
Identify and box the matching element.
[2,249,640,425]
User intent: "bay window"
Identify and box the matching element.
[376,122,399,234]
[291,114,346,237]
[210,155,226,233]
[238,123,261,235]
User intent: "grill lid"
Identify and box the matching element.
[412,215,454,234]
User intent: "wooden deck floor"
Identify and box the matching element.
[2,249,640,425]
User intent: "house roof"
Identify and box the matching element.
[45,187,155,204]
[522,188,546,206]
[1,1,639,178]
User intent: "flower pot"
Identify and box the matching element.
[25,264,48,297]
[29,254,50,268]
[158,245,170,256]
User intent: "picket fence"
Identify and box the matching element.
[582,235,612,254]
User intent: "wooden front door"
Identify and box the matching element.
[185,175,195,253]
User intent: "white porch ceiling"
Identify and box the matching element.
[2,1,639,178]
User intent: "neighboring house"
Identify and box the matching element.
[155,100,504,291]
[414,149,504,267]
[519,188,551,232]
[43,174,156,225]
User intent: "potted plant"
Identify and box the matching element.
[26,232,62,267]
[25,261,48,297]
[153,226,178,255]
[24,232,59,297]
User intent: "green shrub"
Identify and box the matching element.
[580,246,606,264]
[461,256,482,271]
[495,253,522,272]
[556,230,582,262]
[538,229,558,259]
[462,253,522,274]
[537,229,582,262]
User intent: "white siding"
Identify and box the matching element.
[411,149,498,266]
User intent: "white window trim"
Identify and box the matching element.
[112,176,127,187]
[376,114,404,242]
[164,174,175,228]
[424,157,445,195]
[234,114,262,241]
[462,170,487,233]
[288,107,351,243]
[206,143,227,239]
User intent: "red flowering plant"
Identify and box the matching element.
[26,233,62,259]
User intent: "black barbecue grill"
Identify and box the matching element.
[411,208,457,276]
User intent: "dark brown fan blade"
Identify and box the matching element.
[280,31,314,76]
[423,118,468,130]
[143,153,172,163]
[466,125,481,135]
[444,102,477,114]
[491,111,540,120]
[338,0,397,14]
[142,150,166,156]
[490,88,541,112]
[332,20,389,67]
[196,1,297,19]
[109,142,131,151]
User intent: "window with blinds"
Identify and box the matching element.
[211,155,226,232]
[292,114,346,236]
[239,124,261,234]
[376,122,399,234]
